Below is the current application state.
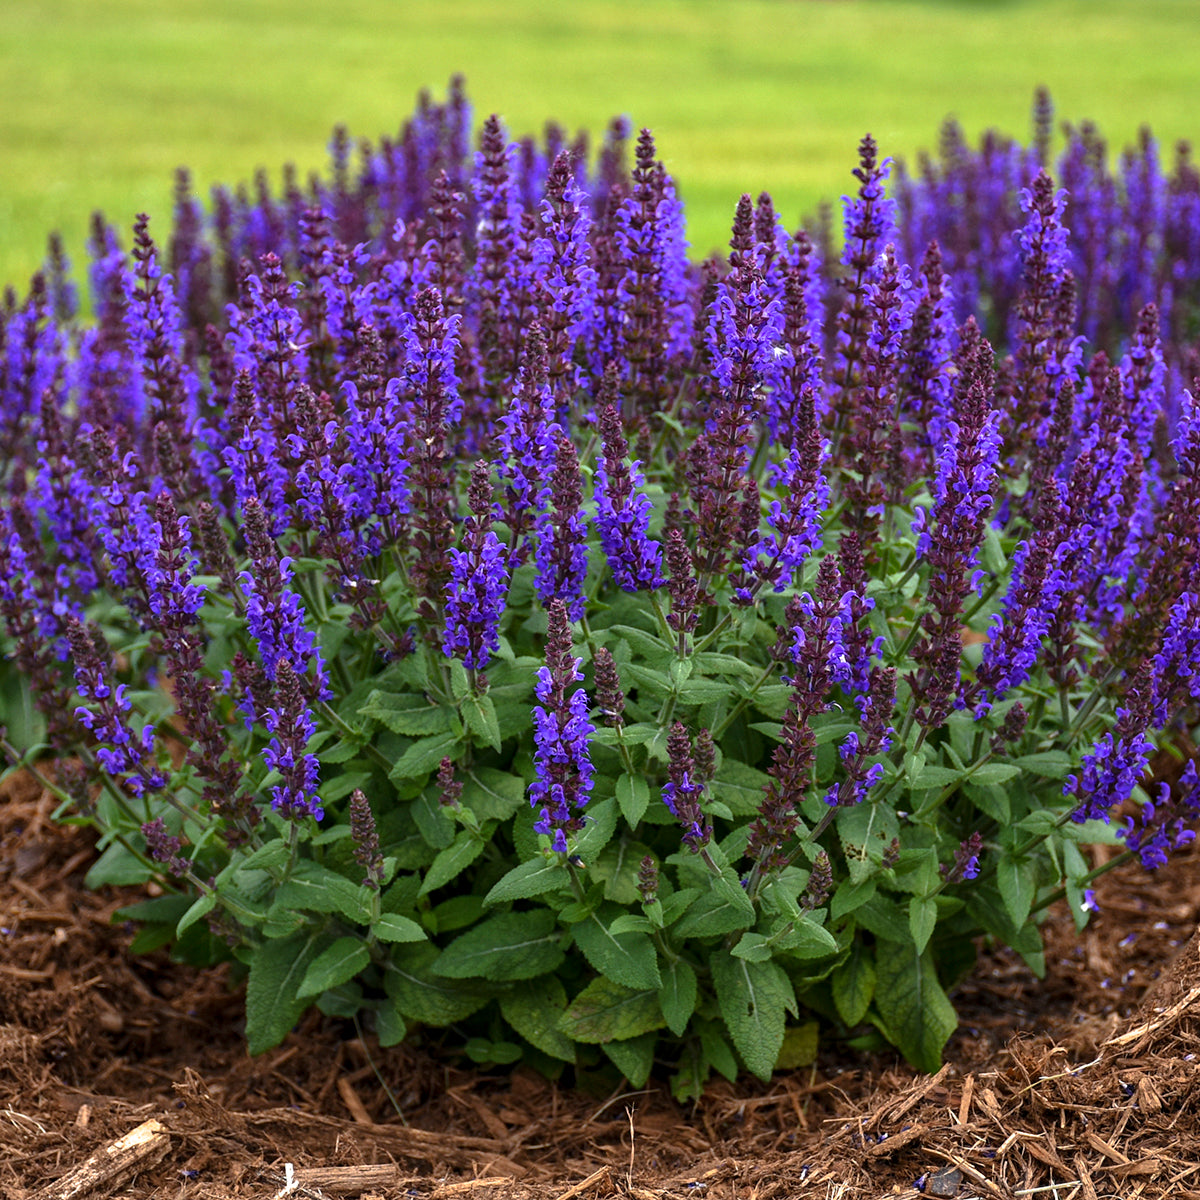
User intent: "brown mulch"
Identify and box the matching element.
[3,763,1200,1200]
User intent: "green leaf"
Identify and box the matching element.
[968,762,1020,786]
[604,1032,657,1086]
[388,732,460,782]
[573,906,661,990]
[375,1004,407,1048]
[674,874,756,939]
[910,762,964,789]
[575,797,619,859]
[616,774,650,826]
[854,894,913,945]
[559,977,665,1043]
[1011,750,1074,779]
[775,916,839,959]
[606,623,673,669]
[384,944,488,1026]
[712,760,771,817]
[419,829,488,897]
[501,974,576,1061]
[996,853,1037,930]
[658,959,698,1036]
[699,1019,740,1081]
[908,896,938,956]
[732,932,774,963]
[484,857,571,907]
[591,839,653,905]
[711,949,796,1082]
[273,862,371,924]
[360,691,453,737]
[463,768,526,821]
[695,652,759,681]
[298,937,371,999]
[412,789,456,849]
[177,892,217,936]
[372,914,427,944]
[434,910,564,981]
[462,694,502,751]
[775,1022,819,1069]
[449,659,471,701]
[660,887,703,928]
[831,942,876,1026]
[831,878,877,920]
[677,678,733,703]
[872,942,957,1074]
[245,931,322,1054]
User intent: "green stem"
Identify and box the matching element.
[1030,850,1133,916]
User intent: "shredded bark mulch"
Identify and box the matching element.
[3,763,1200,1200]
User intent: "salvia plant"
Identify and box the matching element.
[1,79,1199,1095]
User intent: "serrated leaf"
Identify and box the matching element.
[677,678,733,703]
[361,691,453,737]
[559,977,665,1043]
[997,853,1037,930]
[604,1032,657,1086]
[873,942,957,1073]
[384,943,488,1026]
[462,694,502,751]
[616,774,650,826]
[711,949,795,1082]
[501,974,576,1061]
[419,829,488,897]
[1011,750,1074,778]
[463,768,526,821]
[373,914,427,944]
[573,906,661,990]
[854,894,913,944]
[575,797,619,859]
[245,931,322,1054]
[388,732,460,782]
[832,941,876,1026]
[695,652,759,681]
[775,916,839,958]
[661,887,702,927]
[434,910,564,980]
[712,760,771,817]
[606,624,673,669]
[274,862,371,924]
[591,839,653,904]
[831,878,877,920]
[908,896,938,956]
[484,857,571,907]
[622,662,670,701]
[911,762,964,788]
[969,762,1020,786]
[732,932,774,963]
[177,892,217,936]
[658,959,698,1036]
[412,789,456,849]
[674,875,756,938]
[298,937,371,999]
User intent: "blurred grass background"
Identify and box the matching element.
[1,0,1197,290]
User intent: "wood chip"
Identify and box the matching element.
[291,1164,419,1195]
[337,1076,375,1126]
[552,1165,610,1200]
[32,1118,170,1200]
[428,1178,512,1198]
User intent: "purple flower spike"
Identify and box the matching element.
[262,658,323,822]
[595,402,664,592]
[1121,760,1200,870]
[662,722,712,853]
[443,461,509,673]
[529,600,594,853]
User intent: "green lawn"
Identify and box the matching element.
[1,0,1198,290]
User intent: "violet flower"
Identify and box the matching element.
[529,599,594,853]
[262,658,323,822]
[534,434,589,619]
[443,460,509,673]
[594,403,664,592]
